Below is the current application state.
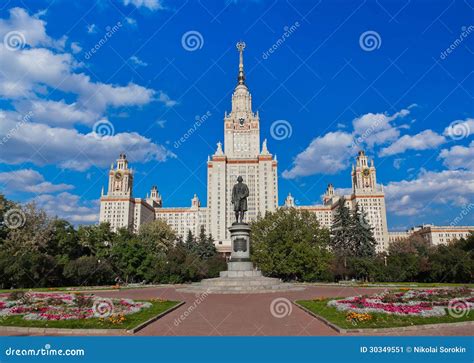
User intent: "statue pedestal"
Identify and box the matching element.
[220,223,262,278]
[176,222,304,294]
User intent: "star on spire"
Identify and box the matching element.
[236,41,246,85]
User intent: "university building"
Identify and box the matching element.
[100,42,473,254]
[284,150,390,253]
[388,225,473,246]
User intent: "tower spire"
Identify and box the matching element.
[236,41,246,85]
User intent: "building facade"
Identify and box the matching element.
[284,150,390,253]
[99,153,156,233]
[388,224,473,246]
[206,42,278,252]
[98,43,412,254]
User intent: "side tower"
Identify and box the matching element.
[99,153,135,231]
[350,150,389,252]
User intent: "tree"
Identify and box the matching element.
[251,208,332,281]
[138,219,176,254]
[184,230,197,252]
[330,198,353,268]
[63,256,114,286]
[350,203,376,258]
[110,230,148,283]
[194,226,218,259]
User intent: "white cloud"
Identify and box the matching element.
[70,41,82,54]
[384,169,474,216]
[157,91,177,107]
[0,111,175,171]
[122,0,164,11]
[0,168,73,193]
[0,7,66,50]
[282,131,355,178]
[379,129,446,156]
[439,141,474,171]
[87,24,97,34]
[15,99,99,127]
[0,45,155,111]
[352,108,410,148]
[125,17,137,26]
[129,55,148,67]
[283,107,412,179]
[33,192,99,223]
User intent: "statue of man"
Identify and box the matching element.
[231,176,249,223]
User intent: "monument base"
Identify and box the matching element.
[176,222,305,294]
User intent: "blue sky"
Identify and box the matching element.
[0,0,472,230]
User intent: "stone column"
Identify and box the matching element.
[220,223,261,277]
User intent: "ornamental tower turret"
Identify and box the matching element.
[224,41,260,158]
[352,150,377,193]
[107,153,133,197]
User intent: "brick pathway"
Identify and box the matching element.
[0,285,472,336]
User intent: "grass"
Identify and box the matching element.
[296,298,473,330]
[0,300,180,330]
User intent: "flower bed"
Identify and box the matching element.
[0,291,152,322]
[328,287,473,317]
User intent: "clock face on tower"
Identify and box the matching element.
[239,118,245,126]
[362,168,370,178]
[115,171,123,180]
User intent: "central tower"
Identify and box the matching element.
[207,42,278,252]
[224,41,260,158]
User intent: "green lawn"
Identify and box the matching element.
[0,300,180,330]
[296,299,473,330]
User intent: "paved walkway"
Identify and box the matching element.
[1,285,472,336]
